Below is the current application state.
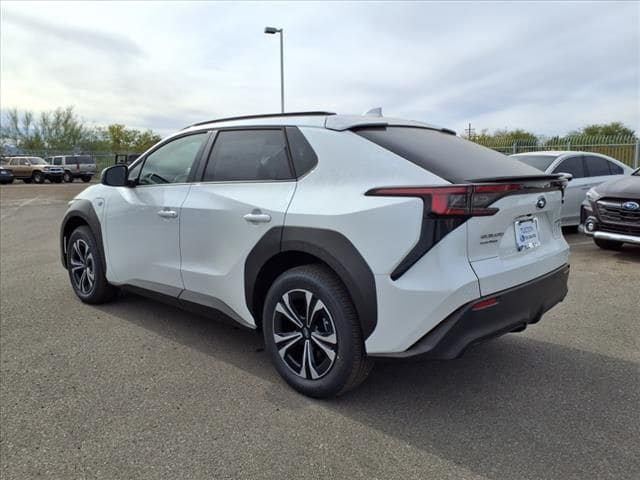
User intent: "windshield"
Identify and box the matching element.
[511,155,558,172]
[28,157,47,165]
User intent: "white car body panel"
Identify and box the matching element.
[103,184,192,294]
[179,181,296,328]
[285,128,446,275]
[367,225,480,354]
[467,190,569,295]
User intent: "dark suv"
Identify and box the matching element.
[580,167,640,249]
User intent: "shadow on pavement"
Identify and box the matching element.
[96,293,640,480]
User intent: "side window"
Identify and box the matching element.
[20,159,30,166]
[203,129,292,182]
[53,157,62,165]
[285,127,318,177]
[584,156,612,177]
[553,156,585,178]
[138,133,208,185]
[608,161,623,175]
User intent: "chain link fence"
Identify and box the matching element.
[473,135,639,168]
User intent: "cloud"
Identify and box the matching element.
[2,9,144,60]
[1,1,638,137]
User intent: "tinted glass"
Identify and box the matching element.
[285,127,318,177]
[53,157,62,165]
[584,156,613,176]
[356,127,541,182]
[553,156,585,178]
[204,130,292,181]
[609,162,623,175]
[512,155,558,172]
[139,133,207,185]
[20,159,29,165]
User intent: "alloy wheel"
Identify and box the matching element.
[69,239,95,295]
[272,289,337,380]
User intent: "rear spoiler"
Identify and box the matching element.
[467,174,570,202]
[467,174,568,183]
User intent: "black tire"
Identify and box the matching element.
[263,264,373,398]
[63,171,73,183]
[32,171,45,184]
[23,178,32,184]
[67,226,118,304]
[81,176,92,183]
[594,238,623,250]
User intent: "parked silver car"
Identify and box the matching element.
[511,151,632,226]
[48,155,96,183]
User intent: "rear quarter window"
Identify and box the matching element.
[355,127,541,183]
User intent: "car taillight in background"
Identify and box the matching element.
[366,183,523,217]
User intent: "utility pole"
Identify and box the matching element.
[466,123,476,139]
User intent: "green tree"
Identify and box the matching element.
[577,122,636,138]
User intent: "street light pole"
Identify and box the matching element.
[264,26,284,113]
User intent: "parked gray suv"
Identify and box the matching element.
[49,155,96,183]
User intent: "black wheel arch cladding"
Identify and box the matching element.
[245,227,378,339]
[60,200,106,273]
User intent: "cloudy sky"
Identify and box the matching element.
[1,1,638,137]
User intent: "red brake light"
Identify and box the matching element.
[366,183,523,217]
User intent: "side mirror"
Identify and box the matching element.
[557,172,573,182]
[102,164,130,187]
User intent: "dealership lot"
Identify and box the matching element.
[1,183,638,480]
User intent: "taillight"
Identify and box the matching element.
[366,183,523,217]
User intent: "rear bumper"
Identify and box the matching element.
[374,264,570,360]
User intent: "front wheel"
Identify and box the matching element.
[32,171,45,184]
[63,171,73,183]
[67,226,118,304]
[263,264,373,398]
[594,238,623,250]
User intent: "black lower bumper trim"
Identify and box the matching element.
[377,264,570,360]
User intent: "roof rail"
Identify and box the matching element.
[185,111,337,129]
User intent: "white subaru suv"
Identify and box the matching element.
[60,112,570,397]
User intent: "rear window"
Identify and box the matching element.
[355,127,541,183]
[512,155,558,172]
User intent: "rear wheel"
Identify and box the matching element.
[594,238,623,250]
[63,171,73,183]
[32,171,44,184]
[67,226,118,304]
[263,265,373,398]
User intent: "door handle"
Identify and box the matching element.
[157,209,178,218]
[243,212,271,223]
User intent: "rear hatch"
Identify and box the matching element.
[465,176,569,295]
[355,126,570,294]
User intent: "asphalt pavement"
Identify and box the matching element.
[1,182,639,480]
